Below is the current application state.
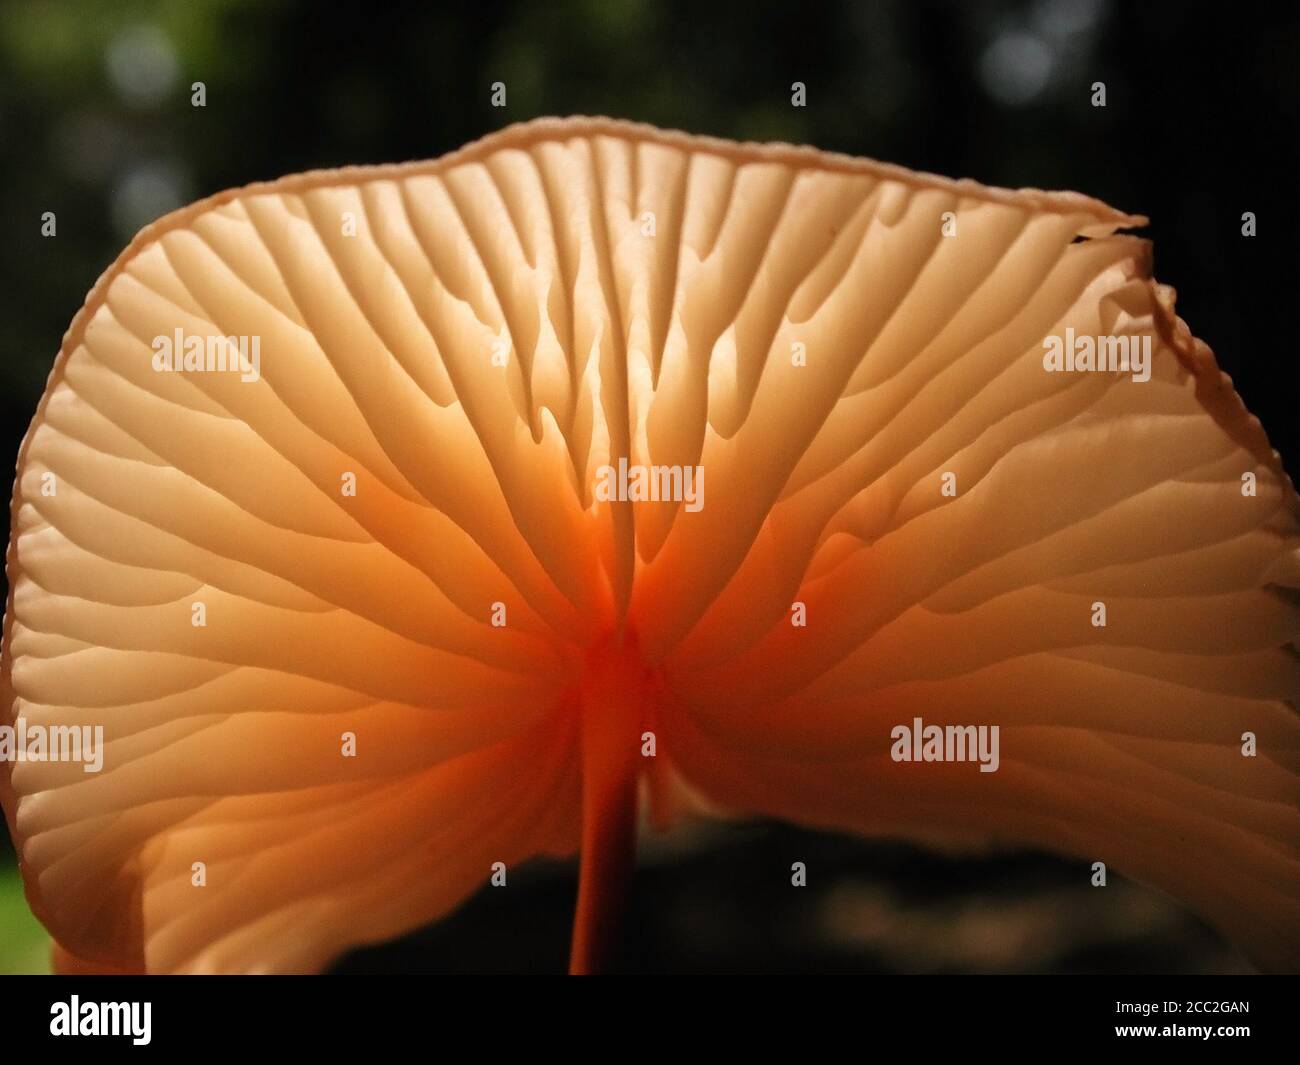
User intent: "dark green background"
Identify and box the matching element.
[0,0,1293,973]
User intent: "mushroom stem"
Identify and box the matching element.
[569,636,644,974]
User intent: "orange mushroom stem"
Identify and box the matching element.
[570,629,648,973]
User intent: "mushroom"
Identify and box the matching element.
[2,116,1297,974]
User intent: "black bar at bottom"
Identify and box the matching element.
[0,973,1292,1053]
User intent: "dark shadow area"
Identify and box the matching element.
[333,823,1249,974]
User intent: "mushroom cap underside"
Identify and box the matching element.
[3,116,1298,973]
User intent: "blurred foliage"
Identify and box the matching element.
[0,865,49,974]
[0,0,1294,972]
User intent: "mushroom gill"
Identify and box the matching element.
[2,116,1297,974]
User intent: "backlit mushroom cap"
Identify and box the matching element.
[3,117,1298,973]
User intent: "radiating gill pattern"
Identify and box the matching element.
[3,117,1299,973]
